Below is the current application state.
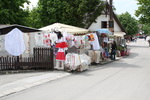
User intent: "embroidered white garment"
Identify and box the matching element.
[0,35,5,52]
[79,54,91,71]
[65,53,80,70]
[5,28,26,56]
[50,32,58,45]
[88,50,100,63]
[35,33,43,46]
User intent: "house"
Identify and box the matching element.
[88,1,126,45]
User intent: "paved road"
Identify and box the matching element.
[1,39,150,100]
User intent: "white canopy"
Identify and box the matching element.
[39,23,89,35]
[114,32,126,37]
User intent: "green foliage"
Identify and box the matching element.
[26,7,42,28]
[141,24,150,34]
[0,0,105,28]
[31,0,104,28]
[0,0,30,25]
[117,45,125,51]
[118,12,139,35]
[135,0,150,24]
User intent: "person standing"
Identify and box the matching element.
[111,41,117,60]
[144,35,147,41]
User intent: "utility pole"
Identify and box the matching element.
[109,0,113,20]
[109,0,114,33]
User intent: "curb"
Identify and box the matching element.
[0,70,50,75]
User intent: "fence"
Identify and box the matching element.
[0,48,54,71]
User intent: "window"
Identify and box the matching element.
[109,21,114,28]
[101,21,107,28]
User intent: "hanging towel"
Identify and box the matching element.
[5,28,26,56]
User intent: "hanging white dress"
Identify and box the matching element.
[35,33,44,46]
[5,28,26,56]
[50,32,58,45]
[90,33,101,50]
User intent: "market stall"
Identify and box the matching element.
[39,23,91,72]
[113,32,129,57]
[95,29,112,61]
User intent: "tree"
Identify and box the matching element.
[135,0,150,24]
[26,7,42,28]
[33,0,104,28]
[118,12,139,35]
[0,0,30,25]
[141,24,150,35]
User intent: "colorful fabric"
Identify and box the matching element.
[55,42,68,48]
[90,33,101,50]
[90,34,95,41]
[55,37,68,48]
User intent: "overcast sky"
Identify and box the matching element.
[113,0,139,19]
[28,0,139,19]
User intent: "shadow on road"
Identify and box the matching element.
[108,62,141,68]
[127,52,139,58]
[74,61,140,77]
[128,45,149,48]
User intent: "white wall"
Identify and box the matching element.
[88,15,122,32]
[22,33,30,57]
[114,19,122,32]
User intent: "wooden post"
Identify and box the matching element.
[109,0,113,20]
[109,0,114,34]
